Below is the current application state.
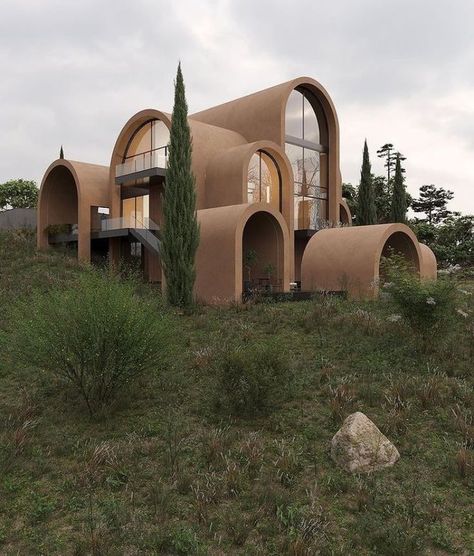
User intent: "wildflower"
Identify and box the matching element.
[383,282,394,289]
[456,309,469,318]
[387,314,402,323]
[426,297,436,305]
[458,289,472,296]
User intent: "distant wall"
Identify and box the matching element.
[0,208,37,230]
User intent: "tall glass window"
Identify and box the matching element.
[122,195,149,228]
[285,89,328,230]
[247,150,280,211]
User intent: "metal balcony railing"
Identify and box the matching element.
[101,216,159,232]
[115,146,168,178]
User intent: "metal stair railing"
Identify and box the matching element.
[130,215,161,256]
[101,215,161,255]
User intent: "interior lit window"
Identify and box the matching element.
[121,195,149,228]
[247,150,280,210]
[285,88,328,230]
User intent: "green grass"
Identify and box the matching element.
[0,230,472,555]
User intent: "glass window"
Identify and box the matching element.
[121,195,149,227]
[124,120,170,160]
[247,153,260,203]
[127,123,151,157]
[285,90,303,139]
[152,120,170,151]
[303,95,320,144]
[285,87,329,230]
[247,150,280,210]
[285,143,304,184]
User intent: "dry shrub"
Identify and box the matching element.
[416,375,446,409]
[329,381,356,423]
[191,472,222,523]
[273,438,303,488]
[0,388,39,471]
[455,446,473,479]
[239,431,264,479]
[451,404,473,448]
[201,426,231,470]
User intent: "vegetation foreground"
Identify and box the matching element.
[0,231,472,555]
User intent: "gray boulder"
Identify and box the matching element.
[331,412,400,473]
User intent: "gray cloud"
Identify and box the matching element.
[0,0,473,213]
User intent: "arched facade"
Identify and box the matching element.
[37,75,434,304]
[38,160,109,262]
[194,204,290,303]
[301,223,423,299]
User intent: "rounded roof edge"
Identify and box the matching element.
[39,159,110,207]
[191,75,338,125]
[109,109,172,168]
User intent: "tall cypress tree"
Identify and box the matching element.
[161,63,200,308]
[59,145,64,159]
[357,140,377,225]
[390,154,407,223]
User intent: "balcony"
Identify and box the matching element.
[101,216,159,232]
[115,146,168,184]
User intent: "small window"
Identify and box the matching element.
[247,150,281,211]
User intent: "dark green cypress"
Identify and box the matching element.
[390,154,407,223]
[357,140,377,225]
[161,63,200,308]
[59,146,64,159]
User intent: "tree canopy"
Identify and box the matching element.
[0,179,38,211]
[411,184,454,225]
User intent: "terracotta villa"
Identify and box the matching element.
[37,77,437,302]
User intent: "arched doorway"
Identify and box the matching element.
[38,165,79,253]
[242,211,284,295]
[380,231,421,277]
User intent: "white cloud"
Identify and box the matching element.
[0,0,473,213]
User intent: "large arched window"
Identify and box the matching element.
[118,119,170,227]
[116,119,170,178]
[247,150,281,211]
[285,88,328,230]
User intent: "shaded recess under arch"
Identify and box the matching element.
[37,159,109,261]
[300,223,426,299]
[194,204,290,304]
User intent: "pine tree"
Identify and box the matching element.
[161,63,200,308]
[411,184,454,224]
[390,154,407,223]
[357,140,377,225]
[59,146,64,159]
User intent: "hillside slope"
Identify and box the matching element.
[0,231,472,555]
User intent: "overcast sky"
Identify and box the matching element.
[1,0,473,214]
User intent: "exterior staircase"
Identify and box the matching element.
[130,226,161,255]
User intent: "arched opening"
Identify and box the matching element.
[285,87,329,231]
[380,231,421,278]
[40,165,79,251]
[340,202,350,225]
[242,212,284,295]
[247,150,281,211]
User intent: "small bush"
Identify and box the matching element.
[215,342,293,417]
[381,257,456,343]
[6,271,169,415]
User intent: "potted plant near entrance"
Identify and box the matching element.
[263,262,276,292]
[244,249,258,292]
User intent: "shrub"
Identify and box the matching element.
[215,342,292,417]
[381,256,456,341]
[7,271,169,415]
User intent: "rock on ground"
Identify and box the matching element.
[331,412,400,473]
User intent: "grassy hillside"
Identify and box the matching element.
[0,230,472,555]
